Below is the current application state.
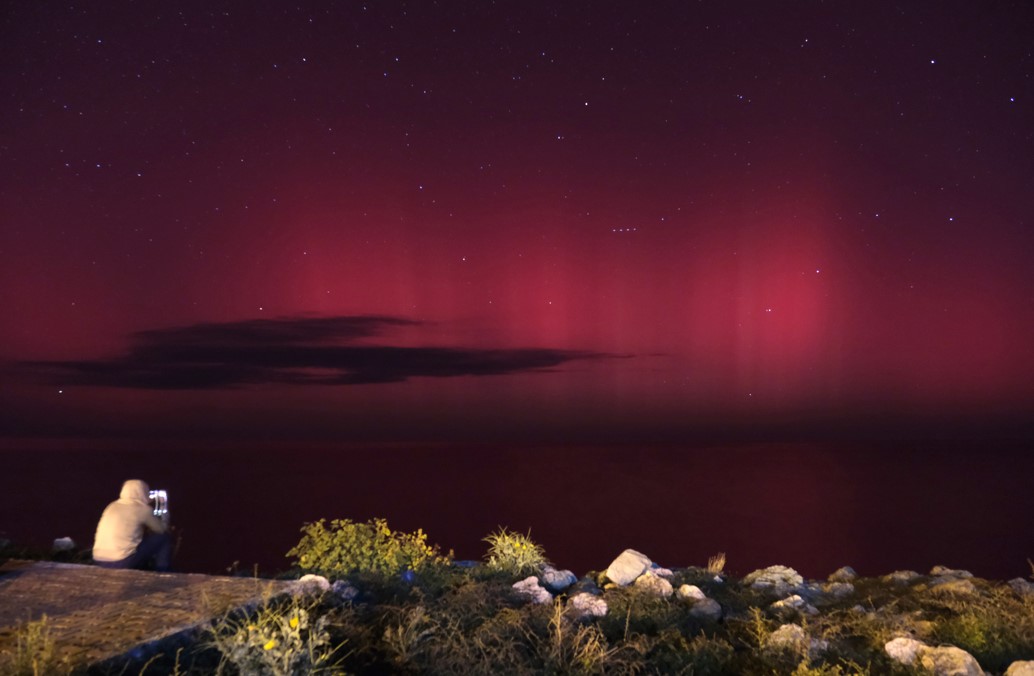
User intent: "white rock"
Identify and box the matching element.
[930,565,973,579]
[1005,661,1034,676]
[633,571,673,598]
[677,584,707,601]
[828,566,858,583]
[606,549,652,586]
[882,570,921,586]
[886,637,983,676]
[771,594,818,616]
[765,624,827,655]
[918,645,983,676]
[929,578,978,596]
[885,637,926,665]
[824,582,855,599]
[52,537,75,552]
[295,574,331,593]
[541,565,578,592]
[687,597,722,622]
[1009,578,1034,598]
[651,566,674,578]
[567,592,608,619]
[742,565,804,596]
[513,576,552,604]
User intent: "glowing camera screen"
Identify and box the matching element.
[149,489,168,517]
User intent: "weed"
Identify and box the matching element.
[483,527,549,578]
[0,614,74,676]
[707,552,727,575]
[207,595,346,675]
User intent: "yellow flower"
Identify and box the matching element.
[264,639,277,651]
[289,616,299,629]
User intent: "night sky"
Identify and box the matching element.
[3,2,1033,445]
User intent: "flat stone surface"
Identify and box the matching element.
[0,560,293,668]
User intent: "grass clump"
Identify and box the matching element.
[0,615,74,676]
[207,595,347,675]
[287,518,449,579]
[483,527,548,577]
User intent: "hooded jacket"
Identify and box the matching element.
[92,479,168,562]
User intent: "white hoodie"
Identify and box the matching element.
[92,479,168,562]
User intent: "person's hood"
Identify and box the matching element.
[118,479,151,504]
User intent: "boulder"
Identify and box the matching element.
[765,623,828,656]
[882,570,921,586]
[541,565,577,593]
[651,565,674,578]
[513,576,552,604]
[918,646,983,676]
[633,571,674,598]
[569,576,603,596]
[771,594,818,617]
[1006,661,1034,676]
[1009,578,1034,598]
[52,537,76,552]
[687,597,723,622]
[823,582,855,599]
[930,565,973,579]
[828,566,858,583]
[742,565,804,596]
[606,549,652,586]
[928,578,978,597]
[885,637,983,676]
[677,584,707,601]
[294,574,331,594]
[885,637,926,665]
[332,579,359,602]
[567,592,608,620]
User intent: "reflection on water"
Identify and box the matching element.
[2,441,1031,580]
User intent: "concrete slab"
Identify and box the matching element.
[0,560,294,669]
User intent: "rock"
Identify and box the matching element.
[885,637,926,665]
[651,565,674,578]
[687,597,723,622]
[1009,578,1034,598]
[606,549,652,586]
[331,579,359,602]
[1006,661,1034,676]
[930,565,973,579]
[823,582,855,599]
[742,565,803,596]
[928,578,978,596]
[918,646,983,676]
[828,566,858,583]
[541,565,577,593]
[885,637,983,676]
[882,570,921,586]
[765,624,827,656]
[294,574,331,593]
[771,594,819,617]
[52,537,75,552]
[513,576,552,604]
[633,571,674,598]
[570,576,603,596]
[850,604,869,613]
[677,584,707,601]
[567,592,608,620]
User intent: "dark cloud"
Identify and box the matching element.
[23,316,612,389]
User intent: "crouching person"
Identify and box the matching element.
[92,479,172,572]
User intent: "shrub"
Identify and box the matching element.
[208,595,345,676]
[287,518,449,578]
[483,527,548,577]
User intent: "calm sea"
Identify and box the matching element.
[2,441,1031,580]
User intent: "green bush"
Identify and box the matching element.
[483,527,548,577]
[287,518,449,578]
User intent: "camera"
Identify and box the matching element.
[149,489,169,517]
